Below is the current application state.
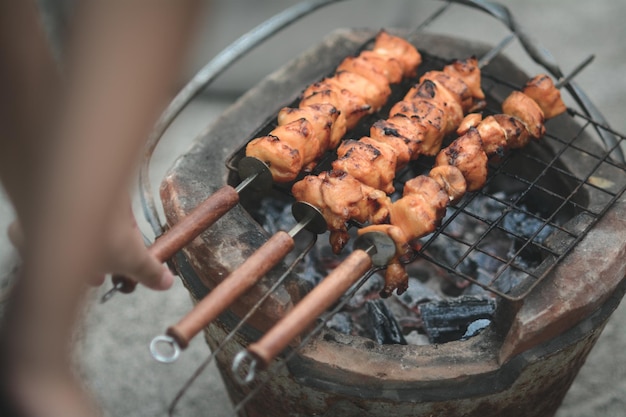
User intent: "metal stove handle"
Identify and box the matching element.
[451,0,624,163]
[138,0,348,240]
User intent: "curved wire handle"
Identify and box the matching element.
[139,0,623,244]
[452,0,624,163]
[166,235,318,416]
[139,0,348,237]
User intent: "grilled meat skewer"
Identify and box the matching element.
[359,74,567,296]
[293,56,486,254]
[246,31,422,182]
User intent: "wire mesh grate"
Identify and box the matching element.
[413,70,626,300]
[227,49,626,302]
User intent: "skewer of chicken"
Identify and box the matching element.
[292,56,487,254]
[246,30,422,182]
[148,40,500,360]
[151,36,517,361]
[358,74,567,296]
[102,31,421,301]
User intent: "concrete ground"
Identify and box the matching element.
[1,1,625,416]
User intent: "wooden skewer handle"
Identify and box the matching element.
[166,230,295,349]
[111,185,240,294]
[246,249,373,368]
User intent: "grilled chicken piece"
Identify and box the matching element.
[492,114,532,149]
[324,70,391,112]
[369,117,418,168]
[389,100,445,156]
[292,170,391,253]
[429,165,467,203]
[381,262,410,297]
[372,30,422,77]
[435,127,488,191]
[456,113,482,135]
[277,103,340,150]
[332,137,398,194]
[502,91,545,139]
[404,79,463,137]
[393,176,449,240]
[337,50,404,89]
[246,118,324,182]
[357,176,448,296]
[460,112,533,152]
[443,56,485,102]
[522,74,567,119]
[419,70,472,111]
[246,135,302,182]
[269,118,321,164]
[475,115,509,156]
[300,85,370,130]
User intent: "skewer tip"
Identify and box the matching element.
[100,286,119,303]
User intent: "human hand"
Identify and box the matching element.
[7,205,174,292]
[99,203,174,291]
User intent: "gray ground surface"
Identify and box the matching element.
[1,1,625,416]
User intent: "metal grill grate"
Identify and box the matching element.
[225,50,626,302]
[413,71,626,300]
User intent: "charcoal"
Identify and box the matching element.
[363,300,407,345]
[418,296,496,344]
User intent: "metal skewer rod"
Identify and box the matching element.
[149,202,326,363]
[231,231,395,383]
[165,236,317,415]
[478,33,515,68]
[100,157,272,303]
[231,267,379,416]
[411,1,452,33]
[554,54,595,89]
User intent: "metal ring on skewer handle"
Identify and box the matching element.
[100,158,271,303]
[149,335,182,364]
[151,203,326,362]
[232,231,395,383]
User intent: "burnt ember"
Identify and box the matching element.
[418,296,496,344]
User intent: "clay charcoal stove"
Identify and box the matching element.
[142,1,626,416]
